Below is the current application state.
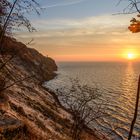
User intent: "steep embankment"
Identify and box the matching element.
[0,37,102,140]
[2,37,57,81]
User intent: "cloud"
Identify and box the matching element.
[16,13,140,61]
[41,0,88,10]
[17,14,139,46]
[17,14,131,39]
[31,14,131,29]
[21,0,88,14]
[17,14,135,51]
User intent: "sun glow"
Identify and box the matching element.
[127,53,135,60]
[122,50,139,61]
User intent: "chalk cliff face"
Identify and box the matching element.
[2,37,57,81]
[0,37,101,140]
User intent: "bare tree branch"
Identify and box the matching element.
[56,78,106,140]
[0,74,34,92]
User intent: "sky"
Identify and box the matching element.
[16,0,140,62]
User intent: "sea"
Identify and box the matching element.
[44,62,140,140]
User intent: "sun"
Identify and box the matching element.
[127,53,135,59]
[127,53,135,60]
[122,49,139,61]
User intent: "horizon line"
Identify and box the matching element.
[55,60,140,63]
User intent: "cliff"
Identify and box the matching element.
[2,37,57,81]
[0,37,103,140]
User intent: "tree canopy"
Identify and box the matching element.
[0,0,40,38]
[121,0,140,33]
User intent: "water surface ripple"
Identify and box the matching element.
[45,62,140,140]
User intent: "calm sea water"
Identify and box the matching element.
[45,62,140,140]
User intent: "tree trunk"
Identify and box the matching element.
[128,75,140,140]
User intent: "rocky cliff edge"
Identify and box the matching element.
[0,37,104,140]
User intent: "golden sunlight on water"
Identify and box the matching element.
[121,63,136,111]
[46,62,140,139]
[123,63,134,95]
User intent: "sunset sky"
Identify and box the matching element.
[17,0,140,62]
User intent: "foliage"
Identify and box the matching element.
[128,15,140,33]
[0,0,40,37]
[119,0,140,33]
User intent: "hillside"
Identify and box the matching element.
[0,37,104,140]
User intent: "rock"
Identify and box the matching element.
[0,92,9,111]
[0,115,27,140]
[0,77,5,91]
[2,37,57,81]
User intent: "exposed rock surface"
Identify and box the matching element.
[0,37,104,140]
[2,37,57,81]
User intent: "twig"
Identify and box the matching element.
[0,75,34,92]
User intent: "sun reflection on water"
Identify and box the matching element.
[121,63,136,109]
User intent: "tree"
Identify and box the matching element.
[56,78,106,140]
[128,16,140,33]
[0,0,40,49]
[0,0,40,92]
[119,0,140,33]
[128,76,140,140]
[119,1,140,139]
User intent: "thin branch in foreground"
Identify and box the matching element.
[0,75,34,92]
[25,38,34,46]
[56,78,106,140]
